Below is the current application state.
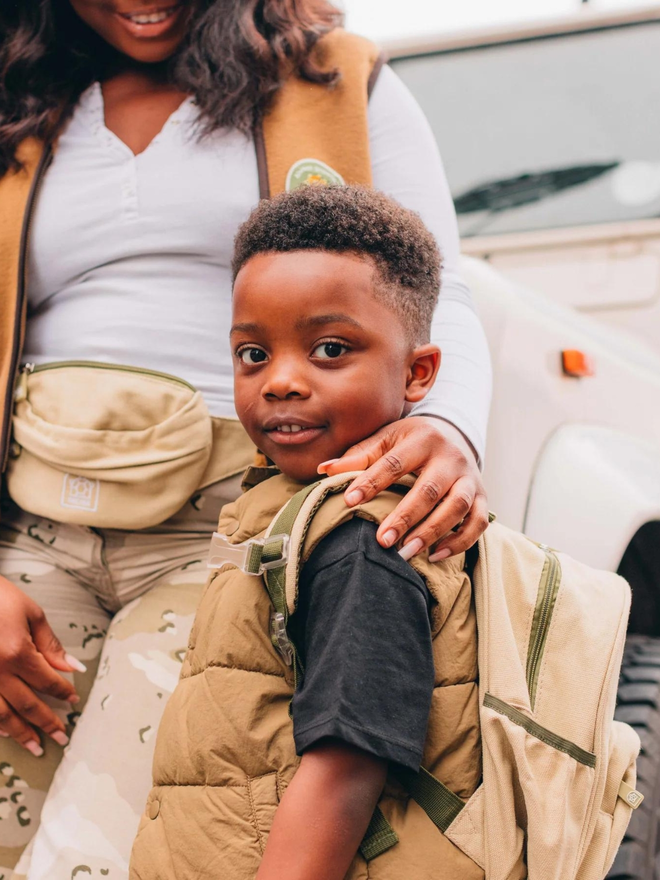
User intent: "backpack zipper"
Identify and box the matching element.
[19,360,196,393]
[1,144,53,471]
[526,545,561,710]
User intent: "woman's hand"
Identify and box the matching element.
[320,416,488,560]
[0,575,82,754]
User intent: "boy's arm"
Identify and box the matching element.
[259,516,434,879]
[256,739,387,880]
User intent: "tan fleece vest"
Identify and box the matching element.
[129,470,483,880]
[0,29,382,475]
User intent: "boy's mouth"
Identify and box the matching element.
[263,420,326,446]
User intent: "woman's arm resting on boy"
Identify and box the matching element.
[323,416,488,561]
[326,65,492,560]
[256,740,387,880]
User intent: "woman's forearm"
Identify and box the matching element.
[256,741,387,880]
[368,66,492,465]
[409,293,492,467]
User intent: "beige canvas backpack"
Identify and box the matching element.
[215,472,642,879]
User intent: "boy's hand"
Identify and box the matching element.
[256,740,387,880]
[321,416,488,560]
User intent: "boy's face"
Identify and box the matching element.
[232,251,439,483]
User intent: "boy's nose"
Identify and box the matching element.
[262,362,311,400]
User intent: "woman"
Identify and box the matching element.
[0,1,491,876]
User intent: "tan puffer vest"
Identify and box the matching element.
[130,470,483,879]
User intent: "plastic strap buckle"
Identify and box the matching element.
[270,610,294,666]
[207,532,289,575]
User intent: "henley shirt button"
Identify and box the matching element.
[148,799,160,820]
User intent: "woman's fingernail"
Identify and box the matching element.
[68,695,81,705]
[0,730,9,738]
[399,538,424,561]
[317,459,339,474]
[51,731,69,747]
[429,548,452,562]
[25,741,44,757]
[381,529,399,548]
[65,654,87,673]
[345,489,364,506]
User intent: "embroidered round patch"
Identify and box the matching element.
[285,158,345,192]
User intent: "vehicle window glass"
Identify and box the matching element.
[391,22,660,237]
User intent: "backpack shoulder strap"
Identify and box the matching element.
[262,471,414,618]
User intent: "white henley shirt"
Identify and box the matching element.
[24,65,492,462]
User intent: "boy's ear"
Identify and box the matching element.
[405,344,441,403]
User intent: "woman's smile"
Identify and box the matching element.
[69,0,191,62]
[114,3,185,40]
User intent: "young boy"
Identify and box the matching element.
[130,186,482,880]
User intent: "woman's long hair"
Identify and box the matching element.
[0,0,343,175]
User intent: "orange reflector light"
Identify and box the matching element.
[562,350,594,378]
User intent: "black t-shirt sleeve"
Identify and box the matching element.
[289,517,434,772]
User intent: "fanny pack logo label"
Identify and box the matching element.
[61,474,100,513]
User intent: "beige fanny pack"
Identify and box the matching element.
[6,361,254,530]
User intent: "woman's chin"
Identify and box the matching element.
[106,33,186,64]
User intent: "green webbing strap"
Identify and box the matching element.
[261,481,324,690]
[359,807,399,861]
[394,766,465,833]
[263,481,322,618]
[359,767,465,862]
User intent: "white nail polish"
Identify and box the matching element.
[65,654,87,673]
[317,458,339,473]
[25,741,44,757]
[51,730,69,747]
[398,538,424,561]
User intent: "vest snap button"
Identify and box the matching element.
[149,800,160,820]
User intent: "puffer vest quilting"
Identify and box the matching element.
[129,471,483,879]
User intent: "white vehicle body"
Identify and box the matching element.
[388,6,660,354]
[387,10,660,620]
[463,255,660,574]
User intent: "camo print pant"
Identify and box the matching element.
[0,476,242,880]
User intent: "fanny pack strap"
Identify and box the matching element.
[199,418,256,488]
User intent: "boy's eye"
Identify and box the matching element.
[238,347,268,365]
[312,342,348,359]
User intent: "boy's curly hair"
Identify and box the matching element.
[232,185,441,344]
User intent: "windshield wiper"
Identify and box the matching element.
[454,162,620,215]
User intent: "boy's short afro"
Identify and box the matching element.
[232,185,441,344]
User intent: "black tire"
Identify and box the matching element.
[607,635,660,879]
